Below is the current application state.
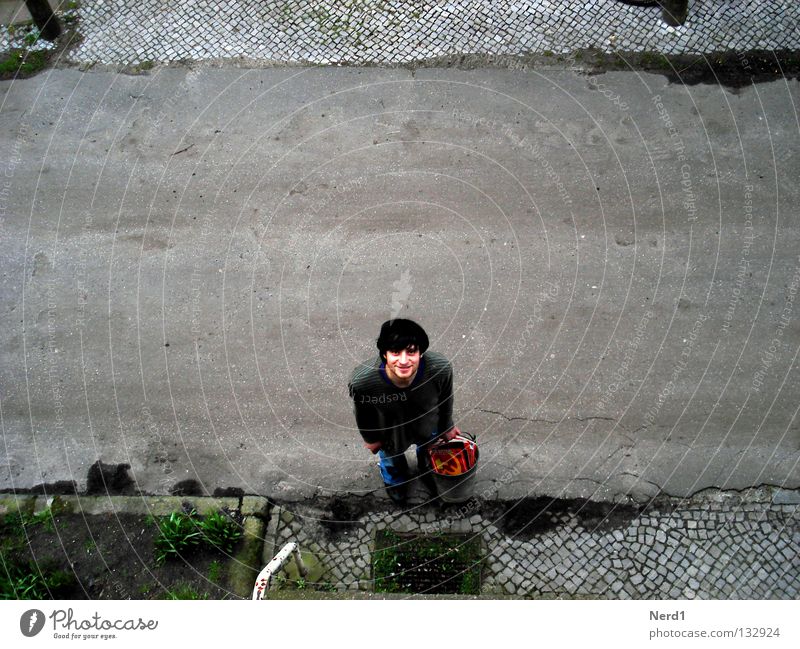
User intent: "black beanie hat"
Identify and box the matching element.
[376,319,430,359]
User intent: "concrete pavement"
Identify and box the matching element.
[1,64,798,505]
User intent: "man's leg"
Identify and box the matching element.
[378,449,410,501]
[415,430,440,495]
[378,449,409,485]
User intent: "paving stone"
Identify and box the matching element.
[43,0,800,68]
[206,488,800,597]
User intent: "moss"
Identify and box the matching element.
[639,51,671,70]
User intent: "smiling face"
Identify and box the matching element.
[383,344,421,387]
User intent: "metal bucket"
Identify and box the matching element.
[431,445,479,503]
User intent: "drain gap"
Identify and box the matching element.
[372,530,482,595]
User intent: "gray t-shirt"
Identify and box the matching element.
[348,350,454,454]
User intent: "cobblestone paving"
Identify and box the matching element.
[265,487,799,598]
[48,1,800,66]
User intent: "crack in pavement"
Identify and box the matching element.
[474,408,619,426]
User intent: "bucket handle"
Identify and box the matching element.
[436,429,475,444]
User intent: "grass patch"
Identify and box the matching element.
[0,49,49,78]
[373,530,482,595]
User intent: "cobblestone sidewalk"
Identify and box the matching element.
[266,487,799,598]
[3,1,799,67]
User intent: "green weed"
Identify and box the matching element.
[2,507,55,534]
[23,29,40,46]
[152,509,243,564]
[31,509,56,533]
[198,511,242,554]
[207,560,222,584]
[153,511,203,564]
[0,553,75,599]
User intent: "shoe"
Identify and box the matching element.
[385,483,408,505]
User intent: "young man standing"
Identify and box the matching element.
[348,319,459,504]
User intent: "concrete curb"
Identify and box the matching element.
[228,516,267,599]
[0,494,270,516]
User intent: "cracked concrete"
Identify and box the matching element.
[1,51,799,507]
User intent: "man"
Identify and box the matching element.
[348,319,459,504]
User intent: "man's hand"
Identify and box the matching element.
[441,426,461,441]
[364,441,382,454]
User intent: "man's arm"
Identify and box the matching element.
[437,363,456,438]
[348,382,383,451]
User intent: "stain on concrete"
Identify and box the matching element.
[85,461,134,495]
[28,480,78,495]
[31,252,51,277]
[487,496,640,540]
[170,479,203,496]
[320,496,371,539]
